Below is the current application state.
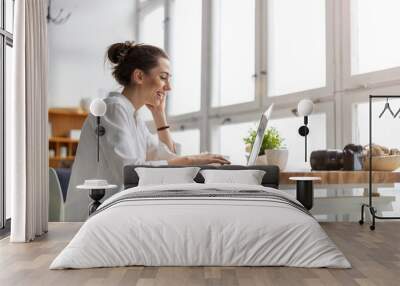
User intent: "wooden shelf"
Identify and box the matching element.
[49,137,79,143]
[49,107,88,117]
[49,156,76,161]
[48,108,88,138]
[48,107,88,168]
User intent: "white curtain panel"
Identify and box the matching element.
[8,0,49,242]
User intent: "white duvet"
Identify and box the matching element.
[50,183,351,269]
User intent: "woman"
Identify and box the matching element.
[64,42,230,221]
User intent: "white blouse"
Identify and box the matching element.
[64,93,176,221]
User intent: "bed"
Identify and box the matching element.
[50,165,350,269]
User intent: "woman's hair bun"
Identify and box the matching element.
[107,41,136,64]
[106,41,168,86]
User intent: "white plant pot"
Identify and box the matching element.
[254,154,267,165]
[264,149,289,170]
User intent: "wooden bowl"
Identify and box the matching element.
[363,155,400,171]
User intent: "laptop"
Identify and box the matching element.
[247,104,274,166]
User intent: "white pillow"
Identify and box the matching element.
[200,169,266,185]
[136,167,200,186]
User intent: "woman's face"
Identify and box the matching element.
[141,57,172,107]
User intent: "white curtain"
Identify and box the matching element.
[8,0,49,242]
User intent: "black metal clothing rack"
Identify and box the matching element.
[359,95,400,230]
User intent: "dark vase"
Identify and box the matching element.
[343,144,364,171]
[310,150,344,170]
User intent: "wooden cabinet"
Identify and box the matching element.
[49,137,79,168]
[48,108,88,168]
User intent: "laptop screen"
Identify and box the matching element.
[247,104,274,166]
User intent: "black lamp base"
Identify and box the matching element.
[296,181,314,210]
[88,189,105,215]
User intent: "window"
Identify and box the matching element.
[171,129,200,155]
[168,0,202,116]
[212,0,256,107]
[137,0,331,167]
[140,5,165,49]
[354,100,400,148]
[139,4,166,122]
[218,121,254,165]
[5,0,13,33]
[267,0,326,96]
[0,38,3,229]
[5,44,12,220]
[215,113,327,168]
[351,0,400,75]
[269,114,327,168]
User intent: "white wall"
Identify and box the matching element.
[48,0,136,107]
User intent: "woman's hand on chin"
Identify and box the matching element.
[168,154,231,166]
[146,103,168,127]
[146,93,167,116]
[146,103,164,116]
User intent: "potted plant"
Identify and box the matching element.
[243,127,288,169]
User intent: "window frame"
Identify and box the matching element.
[207,0,262,115]
[1,0,14,231]
[262,0,334,106]
[137,0,166,49]
[136,0,341,161]
[209,101,335,164]
[0,29,4,231]
[166,0,203,116]
[341,0,400,92]
[170,124,201,155]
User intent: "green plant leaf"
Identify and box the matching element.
[243,127,284,156]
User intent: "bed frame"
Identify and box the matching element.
[123,165,280,189]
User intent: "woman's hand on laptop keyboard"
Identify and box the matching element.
[168,153,231,166]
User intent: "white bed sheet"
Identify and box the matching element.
[50,183,351,269]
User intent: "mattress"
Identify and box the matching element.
[50,183,351,269]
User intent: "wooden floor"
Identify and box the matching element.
[0,222,399,286]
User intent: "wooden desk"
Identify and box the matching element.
[280,170,400,186]
[279,170,400,221]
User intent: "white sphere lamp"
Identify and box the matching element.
[297,99,314,162]
[76,98,111,216]
[90,98,107,162]
[297,99,314,116]
[90,98,107,117]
